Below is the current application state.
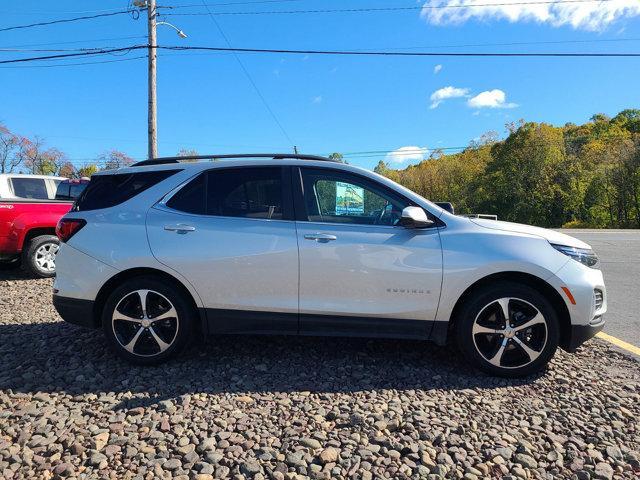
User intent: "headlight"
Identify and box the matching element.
[551,243,599,268]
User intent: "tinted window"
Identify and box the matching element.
[166,174,205,214]
[74,170,179,211]
[300,168,409,226]
[11,178,48,199]
[69,182,87,199]
[207,168,283,219]
[56,181,89,201]
[55,182,71,200]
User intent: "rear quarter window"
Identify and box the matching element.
[73,170,180,211]
[10,178,49,199]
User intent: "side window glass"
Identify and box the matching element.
[207,168,283,220]
[301,169,408,226]
[166,173,206,214]
[11,178,48,199]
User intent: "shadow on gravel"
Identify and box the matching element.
[0,320,543,409]
[0,264,37,281]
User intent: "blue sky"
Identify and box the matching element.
[1,0,639,170]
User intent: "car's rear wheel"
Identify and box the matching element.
[102,277,194,365]
[455,282,560,377]
[22,234,59,278]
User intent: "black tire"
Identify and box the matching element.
[22,234,59,278]
[101,276,195,365]
[455,282,560,378]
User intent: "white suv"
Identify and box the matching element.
[53,154,606,377]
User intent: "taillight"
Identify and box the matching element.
[56,218,86,243]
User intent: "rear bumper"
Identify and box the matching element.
[565,316,605,352]
[53,294,96,329]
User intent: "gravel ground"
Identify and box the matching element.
[1,271,639,480]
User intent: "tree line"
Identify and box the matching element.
[374,110,640,228]
[3,109,640,228]
[0,123,204,179]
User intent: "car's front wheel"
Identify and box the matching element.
[455,282,560,377]
[102,276,194,365]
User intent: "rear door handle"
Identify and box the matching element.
[164,224,196,234]
[304,233,337,243]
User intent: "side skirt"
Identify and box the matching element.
[203,308,448,342]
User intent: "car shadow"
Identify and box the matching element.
[0,320,544,410]
[0,264,39,281]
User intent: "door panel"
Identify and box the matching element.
[297,222,442,322]
[147,208,299,317]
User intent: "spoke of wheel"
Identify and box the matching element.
[149,326,170,352]
[137,290,150,317]
[513,336,541,362]
[113,311,142,323]
[473,323,503,335]
[496,298,510,322]
[488,338,508,366]
[124,327,144,353]
[150,306,178,322]
[515,312,545,331]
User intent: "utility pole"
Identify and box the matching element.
[147,0,158,160]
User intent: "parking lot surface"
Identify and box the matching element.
[1,269,639,479]
[558,229,640,350]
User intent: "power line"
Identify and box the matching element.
[0,10,135,33]
[3,44,640,65]
[0,46,146,65]
[0,55,147,69]
[0,35,148,49]
[164,0,616,16]
[197,0,295,146]
[159,45,640,57]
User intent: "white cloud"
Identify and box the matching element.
[467,89,518,109]
[433,64,442,74]
[420,0,640,31]
[385,146,429,164]
[311,95,323,104]
[429,85,469,109]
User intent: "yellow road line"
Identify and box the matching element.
[596,332,640,356]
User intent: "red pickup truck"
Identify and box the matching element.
[0,174,88,277]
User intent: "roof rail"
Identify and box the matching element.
[131,153,335,167]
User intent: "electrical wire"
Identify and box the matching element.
[0,55,147,69]
[164,0,617,16]
[197,0,295,146]
[0,11,137,33]
[3,44,639,66]
[158,45,640,57]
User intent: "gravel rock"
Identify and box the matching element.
[1,272,639,479]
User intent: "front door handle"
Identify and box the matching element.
[304,233,337,243]
[164,224,196,234]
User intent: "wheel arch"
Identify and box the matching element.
[447,271,571,350]
[21,227,57,250]
[92,267,207,333]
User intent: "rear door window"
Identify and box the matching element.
[165,167,288,220]
[10,178,49,199]
[207,168,283,219]
[74,170,180,211]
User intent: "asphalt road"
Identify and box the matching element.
[558,229,640,350]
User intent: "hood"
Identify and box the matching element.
[469,218,591,249]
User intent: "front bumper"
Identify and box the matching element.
[565,316,605,352]
[53,294,96,329]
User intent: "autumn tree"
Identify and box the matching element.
[0,124,22,173]
[99,150,134,170]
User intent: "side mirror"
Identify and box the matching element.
[435,202,454,214]
[400,206,433,229]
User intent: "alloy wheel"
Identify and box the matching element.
[111,289,180,357]
[34,242,59,273]
[472,297,548,369]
